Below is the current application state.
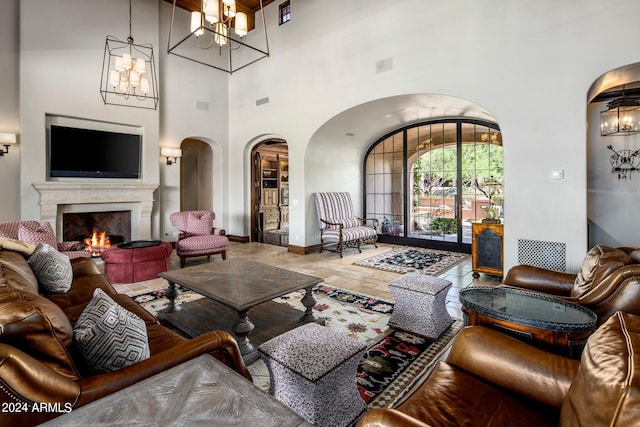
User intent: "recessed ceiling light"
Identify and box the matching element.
[385,114,392,118]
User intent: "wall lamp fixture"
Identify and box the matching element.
[161,147,182,165]
[0,133,17,157]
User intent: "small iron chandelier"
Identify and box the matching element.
[167,0,269,74]
[600,86,640,136]
[100,0,159,110]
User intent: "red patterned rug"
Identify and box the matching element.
[123,281,461,408]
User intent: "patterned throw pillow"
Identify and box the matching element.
[27,243,73,293]
[74,289,150,373]
[17,222,58,248]
[185,211,214,235]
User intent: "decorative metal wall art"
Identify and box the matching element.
[607,145,640,179]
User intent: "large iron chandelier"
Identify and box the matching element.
[600,86,640,136]
[100,0,159,110]
[167,0,269,74]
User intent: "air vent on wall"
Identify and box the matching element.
[517,239,567,272]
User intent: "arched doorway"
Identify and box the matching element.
[180,138,213,211]
[364,119,503,253]
[251,140,289,245]
[587,62,640,248]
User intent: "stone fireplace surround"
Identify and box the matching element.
[32,182,158,242]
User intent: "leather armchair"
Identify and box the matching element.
[501,245,640,325]
[358,311,640,427]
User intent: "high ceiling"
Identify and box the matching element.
[169,0,276,13]
[165,0,275,31]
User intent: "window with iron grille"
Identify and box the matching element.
[279,1,291,25]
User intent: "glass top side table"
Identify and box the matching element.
[459,286,597,358]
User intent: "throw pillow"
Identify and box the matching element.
[185,211,214,235]
[74,289,150,374]
[0,283,78,379]
[17,222,58,248]
[27,243,73,293]
[559,312,640,425]
[0,236,37,256]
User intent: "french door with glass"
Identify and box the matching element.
[364,120,503,252]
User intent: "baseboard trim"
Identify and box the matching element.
[288,244,321,255]
[228,235,250,243]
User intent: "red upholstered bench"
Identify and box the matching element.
[101,241,173,284]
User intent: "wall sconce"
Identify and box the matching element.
[0,133,17,157]
[161,147,182,165]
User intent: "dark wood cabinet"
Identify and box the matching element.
[471,222,503,278]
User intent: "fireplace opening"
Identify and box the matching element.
[63,211,131,248]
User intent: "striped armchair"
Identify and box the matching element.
[314,192,378,258]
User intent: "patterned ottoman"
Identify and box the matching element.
[258,323,367,427]
[388,273,453,339]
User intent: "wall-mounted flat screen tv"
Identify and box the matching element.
[49,125,141,179]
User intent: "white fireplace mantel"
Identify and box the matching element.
[33,182,158,240]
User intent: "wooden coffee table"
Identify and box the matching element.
[459,286,597,358]
[42,354,311,426]
[158,258,324,364]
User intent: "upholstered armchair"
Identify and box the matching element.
[170,211,228,268]
[0,220,90,259]
[314,192,378,258]
[501,245,640,325]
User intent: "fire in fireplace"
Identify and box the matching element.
[84,229,111,257]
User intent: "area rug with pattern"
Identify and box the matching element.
[354,246,469,275]
[117,280,461,408]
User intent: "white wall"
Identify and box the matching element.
[13,0,228,240]
[19,0,160,227]
[228,0,640,270]
[158,1,229,238]
[0,0,20,221]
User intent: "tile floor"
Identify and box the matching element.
[112,240,502,395]
[215,240,501,318]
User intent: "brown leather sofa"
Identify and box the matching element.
[502,245,640,325]
[0,248,251,426]
[358,311,640,427]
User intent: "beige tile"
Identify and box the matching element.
[164,241,493,314]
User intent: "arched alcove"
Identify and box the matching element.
[303,94,499,248]
[587,62,640,247]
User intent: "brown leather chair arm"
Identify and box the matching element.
[502,264,576,296]
[76,330,251,406]
[0,344,80,410]
[577,264,640,304]
[70,256,103,277]
[357,408,432,427]
[576,266,640,323]
[445,326,579,409]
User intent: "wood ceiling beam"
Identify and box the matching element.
[165,0,275,32]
